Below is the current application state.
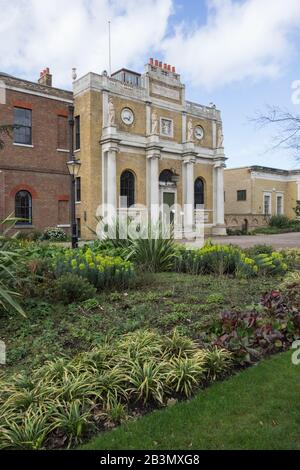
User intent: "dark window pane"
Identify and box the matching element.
[237,190,247,201]
[194,178,204,207]
[159,169,173,183]
[15,190,32,225]
[13,107,32,145]
[75,116,80,150]
[120,171,135,208]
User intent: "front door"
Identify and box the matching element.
[163,191,175,225]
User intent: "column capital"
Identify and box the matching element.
[183,157,196,165]
[147,152,161,161]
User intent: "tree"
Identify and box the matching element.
[252,106,300,161]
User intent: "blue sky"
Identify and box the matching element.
[1,0,300,169]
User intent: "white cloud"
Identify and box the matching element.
[0,0,172,88]
[162,0,300,89]
[1,0,300,91]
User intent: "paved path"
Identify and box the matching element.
[210,232,300,249]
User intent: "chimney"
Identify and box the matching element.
[38,67,52,87]
[149,58,154,65]
[172,66,176,73]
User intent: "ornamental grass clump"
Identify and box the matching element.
[55,248,135,290]
[0,329,233,449]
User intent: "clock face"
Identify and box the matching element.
[121,108,134,125]
[194,125,204,141]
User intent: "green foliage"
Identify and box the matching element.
[0,329,234,449]
[0,217,26,316]
[204,347,232,381]
[52,400,92,447]
[166,355,205,397]
[175,243,287,278]
[175,243,258,278]
[281,249,300,271]
[51,273,97,304]
[127,226,176,273]
[269,215,290,228]
[40,227,68,242]
[56,248,135,290]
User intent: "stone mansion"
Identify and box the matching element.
[73,59,227,239]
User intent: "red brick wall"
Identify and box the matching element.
[0,85,72,233]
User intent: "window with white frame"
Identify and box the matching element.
[160,118,173,137]
[276,194,284,215]
[263,194,271,215]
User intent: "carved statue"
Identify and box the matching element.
[217,126,224,148]
[151,110,158,135]
[108,98,116,126]
[187,119,194,142]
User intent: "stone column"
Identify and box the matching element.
[148,153,160,224]
[183,157,196,236]
[212,162,227,235]
[106,146,118,210]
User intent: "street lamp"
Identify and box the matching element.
[67,104,81,249]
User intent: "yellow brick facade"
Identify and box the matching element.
[73,61,227,239]
[224,166,300,230]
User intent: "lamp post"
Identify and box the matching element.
[67,104,81,249]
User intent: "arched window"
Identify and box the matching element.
[159,169,173,183]
[120,170,135,208]
[194,178,204,208]
[15,190,32,225]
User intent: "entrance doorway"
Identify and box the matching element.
[162,191,175,224]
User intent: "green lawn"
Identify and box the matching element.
[82,351,300,450]
[0,273,276,375]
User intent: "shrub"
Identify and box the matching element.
[175,243,287,278]
[127,227,176,273]
[269,215,290,228]
[245,244,274,257]
[40,227,68,242]
[281,249,300,271]
[55,248,135,290]
[51,273,97,304]
[175,243,257,278]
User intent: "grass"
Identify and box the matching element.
[0,273,277,375]
[82,351,300,450]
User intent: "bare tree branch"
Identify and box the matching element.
[251,106,300,161]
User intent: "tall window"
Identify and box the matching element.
[75,177,81,203]
[194,178,204,208]
[120,170,135,208]
[15,191,32,225]
[277,195,283,215]
[14,108,32,145]
[237,190,247,201]
[264,194,271,215]
[75,116,80,150]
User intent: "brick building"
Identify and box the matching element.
[0,69,73,234]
